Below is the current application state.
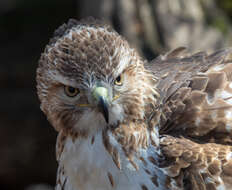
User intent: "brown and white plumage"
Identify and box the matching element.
[36,18,232,190]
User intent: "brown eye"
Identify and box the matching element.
[114,74,123,86]
[64,86,80,97]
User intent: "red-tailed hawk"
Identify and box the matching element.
[36,18,232,190]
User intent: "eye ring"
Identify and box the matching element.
[64,86,80,97]
[114,74,123,86]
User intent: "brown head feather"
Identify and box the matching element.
[37,18,158,135]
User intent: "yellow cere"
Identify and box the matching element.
[93,87,108,101]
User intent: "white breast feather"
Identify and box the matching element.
[58,119,163,190]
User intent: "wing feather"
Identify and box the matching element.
[148,48,231,102]
[148,48,232,189]
[149,48,232,145]
[157,135,232,189]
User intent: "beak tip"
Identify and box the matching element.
[105,115,109,124]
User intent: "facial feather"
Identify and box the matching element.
[36,18,158,137]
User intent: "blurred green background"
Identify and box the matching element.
[1,0,232,189]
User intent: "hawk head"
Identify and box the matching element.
[36,18,158,137]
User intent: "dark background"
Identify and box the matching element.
[1,0,232,189]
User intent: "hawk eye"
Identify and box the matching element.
[114,74,123,86]
[64,86,80,97]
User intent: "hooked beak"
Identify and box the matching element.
[98,96,109,123]
[92,87,109,123]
